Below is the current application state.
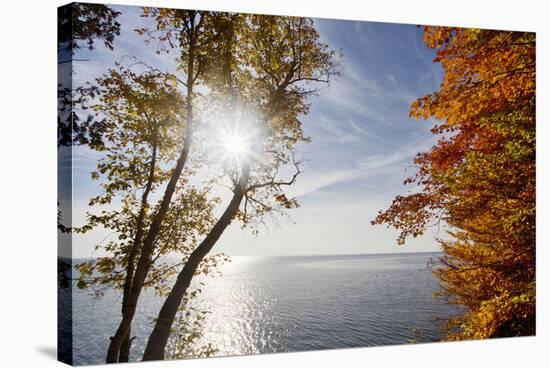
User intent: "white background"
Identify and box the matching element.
[0,0,547,367]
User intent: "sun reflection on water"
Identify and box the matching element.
[70,254,458,364]
[194,257,278,356]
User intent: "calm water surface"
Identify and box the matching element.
[63,253,460,365]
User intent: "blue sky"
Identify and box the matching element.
[61,5,445,258]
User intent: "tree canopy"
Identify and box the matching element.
[140,12,341,360]
[373,27,535,339]
[68,9,341,362]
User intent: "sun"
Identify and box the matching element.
[207,108,261,170]
[215,127,253,169]
[223,133,247,157]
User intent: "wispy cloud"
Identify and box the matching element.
[318,115,364,143]
[288,136,430,198]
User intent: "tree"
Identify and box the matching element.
[142,14,341,360]
[57,2,121,294]
[75,64,224,362]
[57,7,122,364]
[57,5,226,362]
[57,2,121,147]
[372,27,535,339]
[103,10,235,362]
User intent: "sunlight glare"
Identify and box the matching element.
[207,107,262,171]
[215,125,254,170]
[223,133,247,157]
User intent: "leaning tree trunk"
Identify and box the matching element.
[142,175,248,361]
[105,21,197,363]
[118,142,157,362]
[105,137,192,363]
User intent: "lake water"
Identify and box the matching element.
[60,252,460,365]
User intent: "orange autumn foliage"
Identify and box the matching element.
[373,27,535,339]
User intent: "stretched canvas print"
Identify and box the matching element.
[58,2,536,365]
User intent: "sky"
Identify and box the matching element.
[60,5,446,258]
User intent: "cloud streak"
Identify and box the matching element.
[288,136,431,198]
